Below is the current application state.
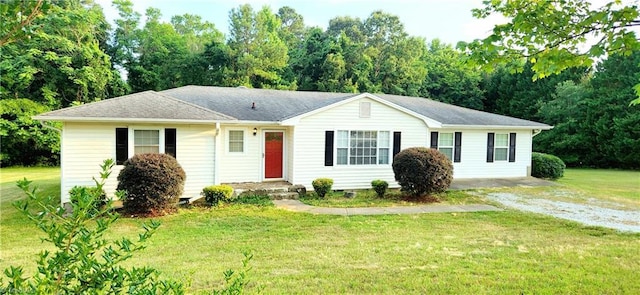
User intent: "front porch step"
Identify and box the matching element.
[268,192,300,200]
[225,182,306,200]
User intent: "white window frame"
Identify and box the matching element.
[438,132,454,161]
[336,130,390,166]
[494,133,509,161]
[228,129,245,153]
[132,128,162,155]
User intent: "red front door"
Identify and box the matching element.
[264,131,283,179]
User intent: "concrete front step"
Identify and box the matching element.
[226,182,306,200]
[268,192,300,200]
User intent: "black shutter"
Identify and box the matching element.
[430,132,438,149]
[508,132,516,162]
[115,128,128,165]
[393,132,402,158]
[324,131,334,166]
[454,132,462,163]
[486,133,495,163]
[165,128,177,158]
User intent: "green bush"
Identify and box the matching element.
[392,147,453,197]
[1,159,184,294]
[531,152,566,180]
[371,179,389,198]
[202,185,234,206]
[312,178,333,198]
[117,153,186,216]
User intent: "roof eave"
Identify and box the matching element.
[33,116,232,125]
[439,124,553,130]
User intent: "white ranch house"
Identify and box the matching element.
[35,86,552,204]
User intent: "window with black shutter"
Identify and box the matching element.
[165,128,177,158]
[116,128,128,165]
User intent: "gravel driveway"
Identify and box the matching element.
[485,192,640,233]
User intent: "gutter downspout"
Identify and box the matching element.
[39,120,62,132]
[213,122,221,185]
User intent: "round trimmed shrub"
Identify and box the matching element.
[202,185,234,206]
[392,147,453,197]
[531,152,566,180]
[117,153,186,215]
[371,179,388,198]
[312,178,333,198]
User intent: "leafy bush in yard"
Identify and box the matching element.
[371,179,389,198]
[1,159,184,294]
[392,147,453,197]
[117,153,186,216]
[532,152,566,180]
[312,178,333,198]
[202,185,234,206]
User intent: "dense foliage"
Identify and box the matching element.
[1,160,184,294]
[392,147,453,197]
[202,184,235,206]
[117,153,186,215]
[531,152,566,180]
[312,178,333,198]
[0,99,60,166]
[371,179,388,198]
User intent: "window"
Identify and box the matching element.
[494,133,509,161]
[336,130,390,165]
[228,130,244,152]
[438,133,454,160]
[134,130,159,154]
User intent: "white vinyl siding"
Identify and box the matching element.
[60,123,215,205]
[446,129,532,179]
[438,132,454,160]
[291,97,429,190]
[494,133,509,161]
[134,130,159,154]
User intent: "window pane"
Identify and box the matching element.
[495,148,508,161]
[379,148,389,164]
[495,134,508,146]
[378,131,390,147]
[134,130,159,155]
[439,133,454,146]
[440,147,453,160]
[337,131,349,147]
[337,148,348,165]
[229,130,244,152]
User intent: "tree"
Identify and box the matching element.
[420,39,484,109]
[1,0,119,107]
[0,0,49,47]
[0,99,59,166]
[227,5,290,89]
[460,0,640,105]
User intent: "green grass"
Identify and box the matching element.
[1,167,639,294]
[300,189,485,207]
[558,168,640,201]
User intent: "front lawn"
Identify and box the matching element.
[1,167,639,294]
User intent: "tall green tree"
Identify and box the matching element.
[482,62,587,121]
[460,0,640,105]
[227,5,290,89]
[1,0,119,108]
[420,39,484,109]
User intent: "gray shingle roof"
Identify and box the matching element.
[37,85,550,128]
[35,90,234,122]
[160,86,357,121]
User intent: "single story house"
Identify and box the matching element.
[35,86,552,205]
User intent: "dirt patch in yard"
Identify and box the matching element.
[486,192,640,233]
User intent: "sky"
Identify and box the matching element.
[95,0,507,45]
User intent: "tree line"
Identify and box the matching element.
[0,0,638,169]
